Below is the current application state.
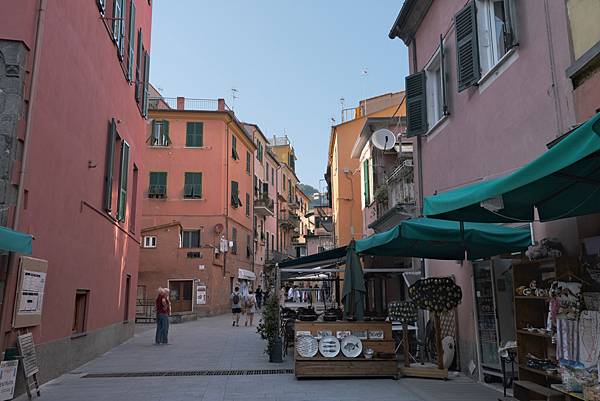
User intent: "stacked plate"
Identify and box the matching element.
[296,335,318,358]
[319,335,340,357]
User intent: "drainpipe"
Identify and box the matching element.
[1,0,47,349]
[224,122,230,278]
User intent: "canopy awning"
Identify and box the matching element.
[277,246,347,269]
[355,217,531,261]
[0,226,32,254]
[423,112,600,222]
[238,269,256,280]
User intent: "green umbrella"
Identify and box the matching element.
[342,240,366,320]
[423,112,600,222]
[355,217,531,260]
[0,226,32,254]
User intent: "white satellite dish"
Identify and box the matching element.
[371,129,396,151]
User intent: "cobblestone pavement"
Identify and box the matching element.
[20,313,503,401]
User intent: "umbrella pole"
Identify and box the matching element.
[434,313,444,370]
[403,323,410,367]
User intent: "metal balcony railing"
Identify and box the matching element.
[148,97,231,112]
[148,185,167,198]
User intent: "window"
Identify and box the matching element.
[142,51,150,116]
[127,0,136,81]
[246,151,251,174]
[72,290,89,335]
[143,235,156,248]
[425,47,446,128]
[231,227,237,254]
[135,29,143,102]
[257,141,263,162]
[149,172,167,198]
[129,164,138,232]
[184,172,202,199]
[246,234,251,258]
[96,0,106,13]
[231,135,239,160]
[113,0,125,58]
[103,119,117,211]
[363,159,370,205]
[186,122,203,147]
[231,181,241,208]
[181,229,201,248]
[476,0,515,74]
[266,163,269,182]
[150,120,170,146]
[117,141,129,221]
[283,177,286,190]
[245,193,250,216]
[124,275,131,321]
[271,167,274,185]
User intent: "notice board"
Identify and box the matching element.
[13,257,48,328]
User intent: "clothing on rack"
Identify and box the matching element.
[578,310,600,367]
[556,317,579,361]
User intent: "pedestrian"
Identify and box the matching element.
[231,286,242,327]
[244,290,257,326]
[155,287,171,345]
[255,285,263,309]
[293,285,301,303]
[308,285,315,306]
[279,286,287,305]
[287,286,294,302]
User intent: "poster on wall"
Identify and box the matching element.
[196,285,206,305]
[13,257,48,329]
[0,360,18,400]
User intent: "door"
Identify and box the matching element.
[473,261,500,371]
[169,280,193,312]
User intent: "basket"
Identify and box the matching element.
[583,292,600,311]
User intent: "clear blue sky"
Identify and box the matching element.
[150,1,408,188]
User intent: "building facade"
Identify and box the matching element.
[293,188,312,258]
[389,0,595,381]
[0,0,152,385]
[139,96,256,317]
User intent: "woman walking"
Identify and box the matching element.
[155,287,171,344]
[244,290,257,327]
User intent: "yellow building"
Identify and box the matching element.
[325,92,405,247]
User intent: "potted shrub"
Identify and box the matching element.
[257,293,283,362]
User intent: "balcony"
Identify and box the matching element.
[254,196,274,217]
[148,185,167,199]
[148,97,231,112]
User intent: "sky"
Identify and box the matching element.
[150,1,409,189]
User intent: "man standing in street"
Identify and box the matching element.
[231,286,242,327]
[255,285,263,309]
[155,287,171,345]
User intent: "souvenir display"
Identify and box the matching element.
[408,277,462,313]
[351,330,368,340]
[368,330,384,340]
[296,335,318,358]
[363,348,374,359]
[388,300,417,324]
[295,330,311,337]
[336,330,351,339]
[341,335,363,358]
[316,330,332,339]
[319,335,340,358]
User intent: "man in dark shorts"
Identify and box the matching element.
[231,286,242,327]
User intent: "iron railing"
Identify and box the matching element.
[148,185,167,198]
[148,97,231,112]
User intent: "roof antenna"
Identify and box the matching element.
[231,88,239,111]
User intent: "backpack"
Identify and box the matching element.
[233,293,240,304]
[246,296,255,307]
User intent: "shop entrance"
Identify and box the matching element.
[473,259,516,380]
[169,280,193,313]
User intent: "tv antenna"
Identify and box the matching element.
[231,88,239,111]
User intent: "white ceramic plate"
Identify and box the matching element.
[319,335,340,358]
[341,335,363,358]
[296,335,318,358]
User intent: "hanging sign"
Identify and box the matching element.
[0,360,18,400]
[196,285,206,305]
[13,257,48,328]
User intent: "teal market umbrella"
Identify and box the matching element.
[342,241,366,320]
[0,226,32,254]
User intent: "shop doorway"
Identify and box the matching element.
[169,280,193,313]
[473,259,516,381]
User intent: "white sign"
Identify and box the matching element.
[0,361,18,400]
[196,285,206,305]
[198,265,205,271]
[18,270,46,315]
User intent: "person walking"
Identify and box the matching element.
[293,285,301,303]
[155,287,171,345]
[244,290,257,327]
[231,286,242,327]
[255,285,263,309]
[279,286,287,305]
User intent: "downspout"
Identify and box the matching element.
[1,0,47,348]
[224,122,230,278]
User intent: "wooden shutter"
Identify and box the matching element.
[231,181,239,207]
[455,0,480,92]
[246,193,250,216]
[405,71,427,136]
[118,0,126,59]
[231,135,239,160]
[503,0,518,50]
[117,141,130,221]
[363,159,370,204]
[97,0,106,13]
[142,51,150,117]
[246,151,251,173]
[135,29,143,101]
[127,0,136,81]
[162,120,170,144]
[103,119,117,211]
[440,34,449,116]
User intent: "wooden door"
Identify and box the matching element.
[169,280,193,312]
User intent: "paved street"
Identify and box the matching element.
[23,313,504,401]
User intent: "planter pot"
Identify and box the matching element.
[269,336,283,363]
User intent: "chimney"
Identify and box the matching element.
[177,97,185,110]
[218,98,225,111]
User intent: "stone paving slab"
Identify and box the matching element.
[20,313,504,401]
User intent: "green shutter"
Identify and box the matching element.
[135,29,143,101]
[455,0,480,92]
[142,51,150,117]
[232,135,239,160]
[127,0,136,81]
[364,159,370,205]
[186,122,203,147]
[149,172,167,197]
[117,141,130,221]
[103,119,117,211]
[184,172,202,198]
[246,151,251,173]
[440,34,449,116]
[231,181,239,207]
[405,71,428,136]
[162,120,170,145]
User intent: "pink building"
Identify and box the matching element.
[389,0,598,381]
[0,0,152,385]
[138,97,256,317]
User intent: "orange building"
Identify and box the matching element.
[138,95,256,318]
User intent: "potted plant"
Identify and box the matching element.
[257,293,283,362]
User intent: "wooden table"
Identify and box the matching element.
[550,384,584,401]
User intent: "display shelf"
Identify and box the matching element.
[518,364,561,380]
[516,329,552,338]
[514,296,550,300]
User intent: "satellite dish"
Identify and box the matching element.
[371,129,396,150]
[214,224,224,234]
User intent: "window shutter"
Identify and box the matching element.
[117,141,130,221]
[246,193,250,216]
[142,51,150,117]
[246,151,251,173]
[135,29,143,101]
[103,119,117,211]
[455,0,480,92]
[97,0,106,13]
[363,159,370,204]
[405,71,428,136]
[127,0,136,82]
[231,181,239,207]
[231,135,239,160]
[503,0,518,50]
[440,34,449,116]
[162,120,170,144]
[198,172,202,198]
[112,0,120,42]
